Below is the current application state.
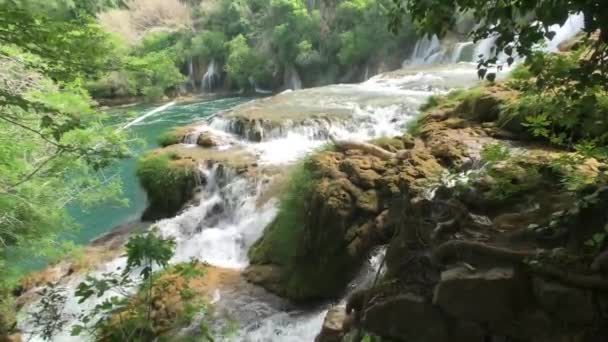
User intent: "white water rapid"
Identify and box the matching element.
[18,64,483,341]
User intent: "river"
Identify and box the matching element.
[19,63,484,341]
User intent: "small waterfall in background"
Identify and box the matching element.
[450,41,475,63]
[406,34,443,65]
[202,59,220,92]
[284,65,303,90]
[187,57,195,90]
[547,12,585,51]
[404,13,585,66]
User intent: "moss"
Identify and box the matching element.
[248,157,361,300]
[249,160,317,265]
[136,151,196,220]
[370,137,405,151]
[158,127,189,147]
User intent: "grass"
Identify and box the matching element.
[249,160,317,265]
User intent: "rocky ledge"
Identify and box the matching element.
[216,83,419,142]
[244,83,608,341]
[137,141,258,221]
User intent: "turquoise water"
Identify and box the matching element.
[64,97,249,245]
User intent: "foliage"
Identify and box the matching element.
[25,233,216,341]
[158,130,184,147]
[480,143,511,163]
[191,31,228,61]
[501,48,608,158]
[224,35,271,89]
[249,160,317,265]
[0,4,132,335]
[136,151,195,218]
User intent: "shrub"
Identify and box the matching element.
[480,143,511,163]
[136,151,195,219]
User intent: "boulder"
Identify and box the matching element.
[532,277,595,326]
[196,131,218,147]
[433,267,527,323]
[315,307,350,342]
[362,293,448,342]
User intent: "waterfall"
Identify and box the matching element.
[406,34,443,66]
[187,57,195,90]
[17,65,488,341]
[202,59,220,92]
[547,12,585,51]
[284,65,302,91]
[404,13,585,66]
[451,41,475,63]
[473,35,498,61]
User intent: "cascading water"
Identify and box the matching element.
[18,64,484,341]
[406,34,443,66]
[405,13,585,66]
[451,41,475,63]
[202,59,220,92]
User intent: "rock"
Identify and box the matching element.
[196,131,218,147]
[362,293,448,342]
[433,267,527,323]
[242,265,285,295]
[448,320,485,342]
[356,189,380,213]
[532,277,595,326]
[315,307,349,342]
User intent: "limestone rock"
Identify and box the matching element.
[532,277,595,326]
[315,307,350,342]
[362,293,448,342]
[196,131,218,147]
[433,267,527,323]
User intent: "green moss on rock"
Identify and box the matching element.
[137,151,196,220]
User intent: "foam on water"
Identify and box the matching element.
[157,167,278,269]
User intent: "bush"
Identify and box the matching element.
[136,151,195,219]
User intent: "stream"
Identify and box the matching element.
[19,12,585,335]
[19,64,483,341]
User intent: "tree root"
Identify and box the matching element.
[529,263,608,291]
[433,240,608,291]
[329,135,414,161]
[432,240,533,264]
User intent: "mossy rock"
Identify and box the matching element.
[247,154,386,300]
[137,150,196,221]
[102,262,239,340]
[158,127,191,147]
[370,137,405,152]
